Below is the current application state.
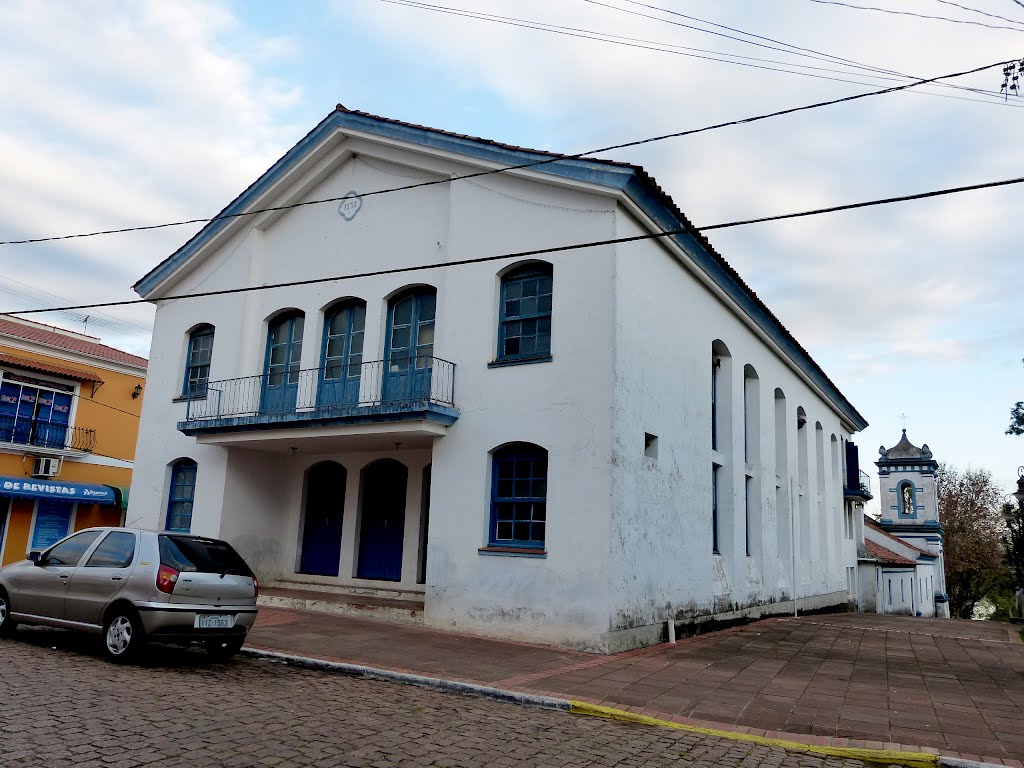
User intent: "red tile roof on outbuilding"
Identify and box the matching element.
[864,516,934,557]
[864,539,917,566]
[0,316,147,369]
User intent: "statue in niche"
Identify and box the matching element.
[901,483,914,516]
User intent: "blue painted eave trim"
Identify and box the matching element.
[134,109,634,298]
[137,107,866,431]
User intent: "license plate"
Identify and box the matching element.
[195,614,234,629]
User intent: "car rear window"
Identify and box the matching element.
[159,535,253,576]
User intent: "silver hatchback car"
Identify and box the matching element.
[0,527,259,662]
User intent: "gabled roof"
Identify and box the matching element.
[0,316,147,370]
[864,538,917,566]
[134,105,867,431]
[864,516,935,559]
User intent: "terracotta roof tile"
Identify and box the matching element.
[0,352,105,383]
[0,317,147,369]
[864,516,934,557]
[864,538,917,566]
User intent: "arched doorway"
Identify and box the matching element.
[298,461,346,576]
[357,459,408,581]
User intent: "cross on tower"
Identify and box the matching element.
[899,412,908,431]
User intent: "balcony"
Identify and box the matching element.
[177,357,458,447]
[0,414,96,454]
[845,469,873,501]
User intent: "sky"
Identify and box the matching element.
[0,0,1022,502]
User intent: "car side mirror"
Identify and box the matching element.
[28,550,42,564]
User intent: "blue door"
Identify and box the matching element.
[298,462,346,577]
[356,460,407,582]
[317,303,365,411]
[261,313,304,414]
[383,291,435,403]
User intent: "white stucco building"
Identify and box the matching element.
[129,106,871,652]
[854,431,949,618]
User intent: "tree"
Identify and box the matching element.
[938,463,1011,619]
[1006,359,1023,436]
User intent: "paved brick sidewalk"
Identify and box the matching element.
[1,630,888,768]
[247,609,1024,765]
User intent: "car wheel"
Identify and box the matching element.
[102,608,145,662]
[206,637,245,661]
[0,590,16,637]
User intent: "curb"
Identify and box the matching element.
[241,647,570,711]
[568,701,937,768]
[241,648,971,768]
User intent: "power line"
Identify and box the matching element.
[378,0,928,88]
[0,278,152,341]
[382,0,1014,107]
[593,0,1011,101]
[0,58,1009,249]
[932,0,1024,25]
[809,0,1024,30]
[4,171,1023,317]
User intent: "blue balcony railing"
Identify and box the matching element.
[0,414,96,453]
[180,356,457,428]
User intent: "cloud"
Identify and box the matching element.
[0,0,311,354]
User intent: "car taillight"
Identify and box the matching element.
[252,575,259,598]
[156,564,179,594]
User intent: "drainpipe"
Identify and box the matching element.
[791,477,798,617]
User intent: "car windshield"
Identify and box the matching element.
[158,535,252,576]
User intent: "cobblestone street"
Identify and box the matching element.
[0,628,892,768]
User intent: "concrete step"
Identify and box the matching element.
[258,584,425,625]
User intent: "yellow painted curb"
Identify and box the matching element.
[569,702,937,768]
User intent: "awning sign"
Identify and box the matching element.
[0,477,116,505]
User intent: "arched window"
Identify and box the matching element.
[262,311,304,412]
[166,459,198,533]
[489,442,548,548]
[320,301,365,407]
[899,481,916,517]
[497,263,552,362]
[183,325,215,396]
[385,288,436,402]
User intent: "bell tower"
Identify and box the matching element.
[876,430,948,617]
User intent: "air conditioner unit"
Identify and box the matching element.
[32,457,61,478]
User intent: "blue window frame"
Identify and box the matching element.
[183,325,215,397]
[711,359,720,450]
[489,443,547,548]
[166,459,197,533]
[497,264,552,361]
[384,289,436,402]
[319,302,365,407]
[712,464,720,554]
[898,481,917,518]
[261,312,304,413]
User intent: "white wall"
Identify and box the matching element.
[606,209,852,644]
[131,130,865,651]
[131,139,621,650]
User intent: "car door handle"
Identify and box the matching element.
[58,573,70,579]
[111,576,123,581]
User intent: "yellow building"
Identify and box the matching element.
[0,316,147,566]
